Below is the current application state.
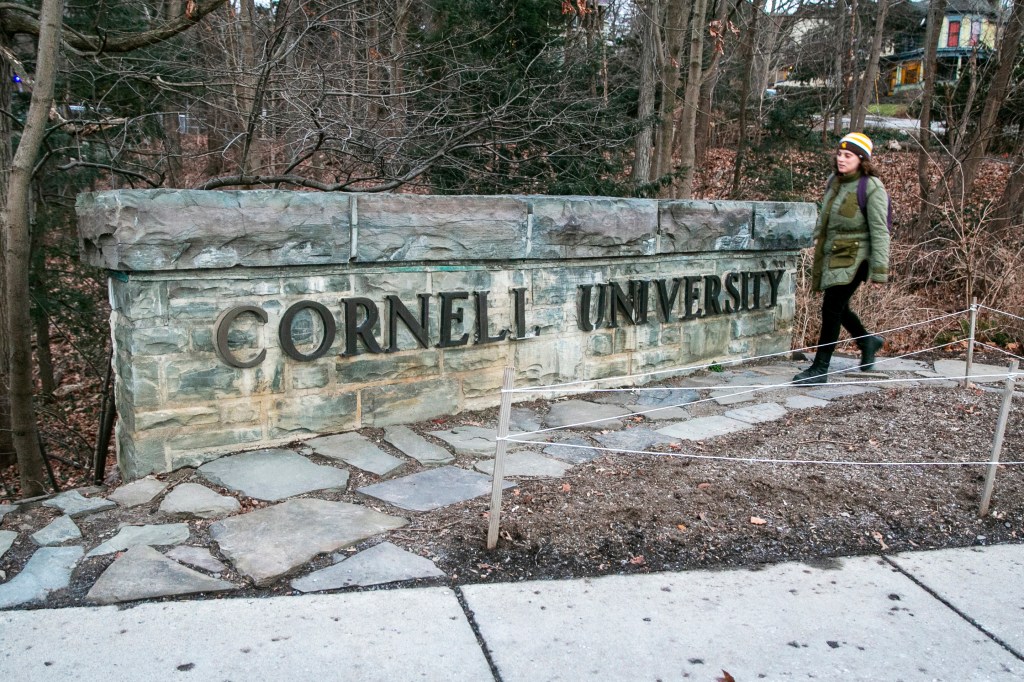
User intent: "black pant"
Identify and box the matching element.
[814,261,869,365]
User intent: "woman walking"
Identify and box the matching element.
[793,132,890,384]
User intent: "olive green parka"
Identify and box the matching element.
[810,171,891,292]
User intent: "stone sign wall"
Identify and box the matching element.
[76,190,814,479]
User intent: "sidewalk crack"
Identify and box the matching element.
[454,586,504,682]
[882,555,1024,663]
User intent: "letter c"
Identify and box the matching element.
[215,306,268,369]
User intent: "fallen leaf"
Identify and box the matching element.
[676,523,687,532]
[697,482,712,490]
[629,555,646,565]
[561,483,571,493]
[871,530,889,550]
[717,671,736,682]
[750,516,767,525]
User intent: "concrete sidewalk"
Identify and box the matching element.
[2,544,1022,681]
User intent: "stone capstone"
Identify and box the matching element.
[107,477,168,508]
[87,523,191,557]
[0,546,83,609]
[197,449,350,501]
[42,491,116,518]
[159,483,241,519]
[31,515,82,546]
[291,542,445,593]
[306,432,405,476]
[86,545,235,605]
[208,498,408,585]
[358,466,510,512]
[383,426,453,466]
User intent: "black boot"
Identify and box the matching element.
[857,335,884,371]
[792,361,830,385]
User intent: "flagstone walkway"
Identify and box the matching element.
[0,356,1011,610]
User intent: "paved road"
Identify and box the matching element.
[2,543,1022,681]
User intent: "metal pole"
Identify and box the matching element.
[964,297,978,388]
[979,360,1018,517]
[487,366,516,550]
[92,349,115,485]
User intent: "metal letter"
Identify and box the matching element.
[214,306,268,369]
[279,301,337,362]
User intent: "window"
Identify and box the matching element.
[970,20,982,46]
[947,20,960,47]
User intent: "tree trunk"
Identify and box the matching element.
[992,143,1024,231]
[957,0,1024,202]
[914,0,947,240]
[653,0,688,194]
[0,32,13,469]
[851,0,890,131]
[4,0,65,497]
[678,0,708,199]
[730,0,764,198]
[633,0,660,189]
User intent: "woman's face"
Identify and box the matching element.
[836,149,862,175]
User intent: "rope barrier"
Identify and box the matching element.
[509,308,973,392]
[978,305,1024,324]
[500,438,1024,468]
[973,340,1024,363]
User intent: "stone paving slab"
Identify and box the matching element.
[429,426,498,458]
[306,432,405,476]
[0,588,493,682]
[723,402,788,425]
[198,448,350,501]
[31,515,81,546]
[291,542,445,593]
[0,530,17,559]
[474,451,573,478]
[785,394,830,410]
[165,545,228,574]
[41,491,115,518]
[625,403,689,420]
[159,483,241,519]
[871,357,929,371]
[460,555,1023,682]
[594,428,679,453]
[509,408,547,440]
[544,400,630,430]
[358,466,511,512]
[0,546,83,609]
[709,387,756,405]
[86,523,191,558]
[888,544,1024,653]
[543,437,602,464]
[384,425,454,465]
[86,545,235,605]
[804,384,874,400]
[935,359,1014,384]
[656,415,752,441]
[209,499,407,585]
[106,477,168,508]
[0,503,20,522]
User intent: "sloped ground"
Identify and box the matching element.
[1,353,1022,610]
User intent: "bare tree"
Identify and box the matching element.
[633,0,661,188]
[850,0,893,131]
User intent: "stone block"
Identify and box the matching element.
[443,344,514,374]
[531,265,612,306]
[165,363,240,400]
[753,202,817,249]
[361,380,461,427]
[164,428,265,469]
[460,368,506,403]
[282,275,351,296]
[290,364,331,390]
[269,393,359,437]
[529,196,657,258]
[117,427,168,479]
[731,311,778,338]
[514,338,584,387]
[77,190,351,270]
[110,280,168,321]
[135,406,220,431]
[337,351,442,385]
[357,194,528,262]
[168,278,282,300]
[659,201,754,253]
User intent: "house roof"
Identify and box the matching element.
[945,0,998,16]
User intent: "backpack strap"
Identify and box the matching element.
[857,175,869,223]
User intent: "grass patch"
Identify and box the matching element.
[868,103,909,117]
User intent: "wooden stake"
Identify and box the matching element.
[487,366,516,550]
[979,360,1018,517]
[965,297,978,388]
